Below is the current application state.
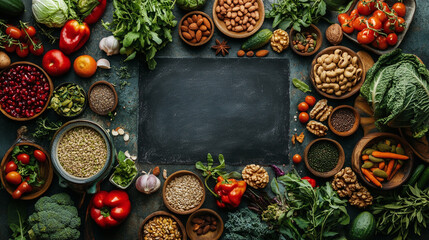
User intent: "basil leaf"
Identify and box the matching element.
[292,78,312,93]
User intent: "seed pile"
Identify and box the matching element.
[308,141,339,172]
[57,127,107,178]
[331,108,355,132]
[89,84,115,114]
[143,216,181,240]
[165,174,204,212]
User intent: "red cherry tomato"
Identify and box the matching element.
[21,26,36,38]
[3,43,16,53]
[16,44,29,58]
[372,35,388,50]
[342,17,354,34]
[353,16,368,31]
[5,161,18,173]
[33,150,47,162]
[298,102,309,112]
[350,9,359,20]
[337,13,350,25]
[377,2,391,13]
[368,16,382,30]
[357,0,375,16]
[29,43,44,56]
[386,33,398,46]
[298,112,309,124]
[5,171,22,185]
[292,154,302,164]
[383,20,395,34]
[6,26,22,40]
[357,28,375,45]
[373,10,387,23]
[393,17,406,33]
[392,2,406,17]
[17,153,30,164]
[305,96,316,107]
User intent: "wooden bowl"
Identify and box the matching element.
[51,82,87,118]
[289,24,323,56]
[186,208,224,240]
[162,170,205,215]
[328,105,360,137]
[0,142,53,200]
[212,0,265,38]
[351,132,414,190]
[0,62,53,121]
[139,211,187,240]
[304,138,345,178]
[88,81,118,116]
[310,46,366,100]
[179,11,214,46]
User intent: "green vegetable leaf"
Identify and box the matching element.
[117,151,126,162]
[292,78,311,93]
[271,178,281,196]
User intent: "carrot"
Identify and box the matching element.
[362,168,382,188]
[362,155,369,161]
[388,162,403,181]
[385,159,395,177]
[371,151,409,160]
[364,176,371,182]
[379,161,385,169]
[376,176,385,182]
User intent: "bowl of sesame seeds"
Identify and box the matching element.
[88,81,118,116]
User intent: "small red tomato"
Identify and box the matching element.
[350,9,359,20]
[337,13,350,25]
[393,17,406,33]
[372,35,388,50]
[378,2,391,13]
[21,26,36,38]
[342,18,354,34]
[373,10,387,23]
[5,161,18,173]
[3,43,16,53]
[33,150,46,162]
[357,29,375,45]
[298,112,309,124]
[353,16,368,31]
[17,153,30,164]
[357,0,375,15]
[368,16,382,30]
[298,102,309,112]
[16,44,29,58]
[305,96,316,107]
[29,43,44,56]
[383,20,395,34]
[6,26,22,40]
[292,154,302,164]
[386,33,398,46]
[392,2,406,17]
[5,171,22,185]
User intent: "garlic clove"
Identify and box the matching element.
[131,155,137,161]
[124,150,131,159]
[97,58,111,69]
[118,128,125,135]
[123,133,129,142]
[111,129,118,136]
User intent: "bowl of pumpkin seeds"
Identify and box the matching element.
[49,82,86,118]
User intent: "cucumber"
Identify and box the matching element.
[241,29,273,51]
[417,166,429,190]
[348,211,375,240]
[407,164,426,187]
[0,0,24,18]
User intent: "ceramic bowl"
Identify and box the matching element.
[328,105,360,137]
[162,170,205,215]
[51,82,87,118]
[186,208,224,240]
[351,132,414,190]
[304,138,345,178]
[212,0,264,38]
[88,81,118,116]
[179,11,214,46]
[289,24,323,56]
[0,142,53,200]
[139,211,187,240]
[0,62,53,121]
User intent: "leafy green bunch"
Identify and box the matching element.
[111,151,138,187]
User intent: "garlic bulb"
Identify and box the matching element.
[136,171,161,194]
[99,36,120,56]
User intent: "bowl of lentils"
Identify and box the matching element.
[328,105,360,137]
[139,211,186,240]
[88,81,118,116]
[304,138,345,178]
[163,170,205,215]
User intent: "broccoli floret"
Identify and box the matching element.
[28,193,81,240]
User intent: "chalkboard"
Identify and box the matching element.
[138,58,290,165]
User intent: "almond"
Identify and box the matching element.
[246,51,254,57]
[197,14,202,19]
[153,166,160,176]
[189,23,198,31]
[182,32,192,40]
[180,25,189,32]
[183,20,189,26]
[237,50,245,57]
[256,49,269,57]
[197,18,203,26]
[203,30,211,36]
[192,14,198,22]
[187,17,193,23]
[196,30,202,42]
[190,39,197,43]
[201,36,208,42]
[189,30,196,38]
[203,18,211,29]
[200,25,207,31]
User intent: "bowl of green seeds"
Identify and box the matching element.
[304,138,345,178]
[49,83,87,118]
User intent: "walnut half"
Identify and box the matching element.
[332,167,373,208]
[306,120,328,137]
[310,99,333,121]
[242,164,269,189]
[271,29,289,53]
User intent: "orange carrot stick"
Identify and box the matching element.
[364,176,371,182]
[371,151,409,160]
[385,159,395,177]
[379,161,385,169]
[388,163,403,181]
[362,168,382,188]
[376,176,385,182]
[362,155,369,161]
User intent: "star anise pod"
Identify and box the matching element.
[211,39,230,56]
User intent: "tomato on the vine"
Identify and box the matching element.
[393,17,406,32]
[16,44,29,58]
[368,16,382,30]
[292,154,302,164]
[21,26,36,38]
[5,161,17,173]
[298,102,309,112]
[353,16,368,31]
[357,0,375,16]
[298,112,309,124]
[3,43,16,53]
[338,13,350,25]
[383,20,395,34]
[392,2,406,17]
[305,96,316,107]
[372,35,388,50]
[357,28,375,44]
[377,1,391,13]
[342,18,354,34]
[6,171,22,185]
[350,9,359,20]
[29,43,44,56]
[373,10,387,23]
[6,26,22,40]
[386,33,398,46]
[17,153,30,164]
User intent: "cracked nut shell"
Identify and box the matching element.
[242,164,269,189]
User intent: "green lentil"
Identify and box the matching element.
[308,141,339,172]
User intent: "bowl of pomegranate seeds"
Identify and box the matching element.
[0,62,53,121]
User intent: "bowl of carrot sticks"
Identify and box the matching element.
[351,132,414,190]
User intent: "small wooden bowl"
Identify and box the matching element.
[139,211,187,240]
[162,170,205,215]
[304,138,345,178]
[289,24,323,56]
[186,208,224,240]
[328,105,360,137]
[212,0,265,38]
[351,132,414,190]
[0,62,53,121]
[51,82,87,118]
[179,11,214,46]
[310,46,366,100]
[0,142,53,200]
[88,81,118,116]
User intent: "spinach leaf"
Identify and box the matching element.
[292,78,312,93]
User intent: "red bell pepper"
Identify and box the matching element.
[302,176,316,188]
[83,0,107,25]
[59,20,90,55]
[90,190,131,228]
[213,176,247,208]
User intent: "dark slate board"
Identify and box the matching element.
[138,58,290,165]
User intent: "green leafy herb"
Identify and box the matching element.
[31,118,63,140]
[8,201,28,240]
[292,78,311,93]
[266,0,327,32]
[103,0,177,70]
[372,185,429,240]
[111,151,137,187]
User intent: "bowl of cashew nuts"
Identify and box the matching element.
[310,46,365,100]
